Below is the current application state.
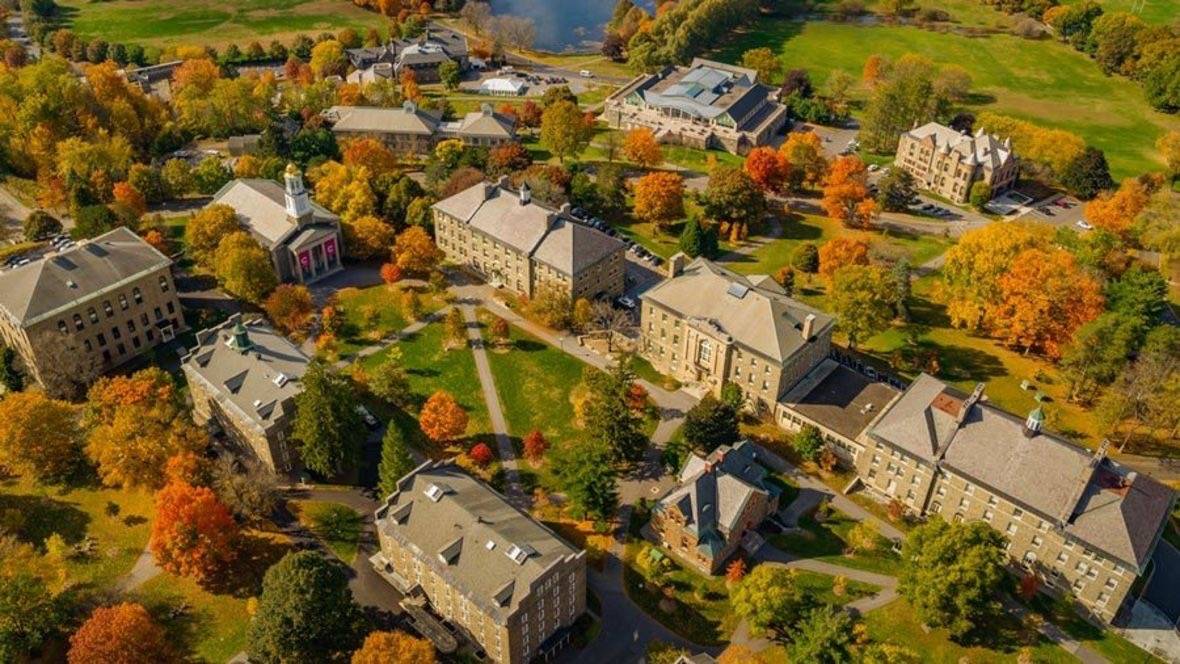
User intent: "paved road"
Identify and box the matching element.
[0,185,31,236]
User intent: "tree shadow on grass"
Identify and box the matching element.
[0,492,90,549]
[203,532,294,599]
[512,338,547,352]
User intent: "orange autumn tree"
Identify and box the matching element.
[986,247,1105,359]
[632,171,685,230]
[1083,178,1150,237]
[821,155,877,228]
[84,368,208,489]
[818,236,870,281]
[941,222,1048,331]
[744,146,791,194]
[68,602,176,664]
[392,225,443,275]
[264,284,315,336]
[150,481,239,583]
[112,181,147,217]
[623,127,663,168]
[352,630,437,664]
[419,390,469,444]
[780,131,827,190]
[343,138,399,178]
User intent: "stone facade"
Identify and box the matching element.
[639,256,833,412]
[894,122,1019,204]
[374,462,586,664]
[0,227,184,392]
[432,180,625,301]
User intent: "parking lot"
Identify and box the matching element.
[1023,193,1088,229]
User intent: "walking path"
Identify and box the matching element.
[114,546,162,593]
[458,302,528,506]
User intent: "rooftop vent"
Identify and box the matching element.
[505,543,535,565]
[273,372,289,388]
[485,540,496,551]
[424,482,451,502]
[66,279,77,289]
[726,283,750,299]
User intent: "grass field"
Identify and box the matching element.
[289,500,362,563]
[711,20,1180,180]
[769,509,904,576]
[56,0,386,49]
[1061,0,1179,24]
[334,284,444,357]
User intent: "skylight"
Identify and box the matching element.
[726,283,750,299]
[424,483,447,502]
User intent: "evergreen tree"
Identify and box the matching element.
[682,394,740,453]
[378,423,416,496]
[552,439,618,521]
[1059,147,1114,199]
[292,361,365,477]
[248,551,361,662]
[0,346,22,392]
[678,216,705,257]
[582,360,648,465]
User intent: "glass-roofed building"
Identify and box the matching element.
[603,58,788,155]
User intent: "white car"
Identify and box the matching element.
[579,69,594,78]
[1075,219,1093,231]
[616,295,637,310]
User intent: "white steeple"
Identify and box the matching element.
[284,163,312,222]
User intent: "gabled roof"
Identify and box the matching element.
[641,258,833,364]
[209,179,339,248]
[905,122,1014,170]
[448,105,516,139]
[433,181,624,278]
[327,103,442,136]
[660,441,775,541]
[375,462,583,622]
[868,374,1174,570]
[0,227,171,327]
[181,316,310,430]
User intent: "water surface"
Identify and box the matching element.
[488,0,615,52]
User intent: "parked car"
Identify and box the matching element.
[579,69,594,78]
[616,295,637,310]
[1075,219,1093,230]
[355,405,379,429]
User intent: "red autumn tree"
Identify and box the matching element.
[392,226,443,275]
[141,229,171,255]
[418,390,469,444]
[149,481,239,583]
[523,429,549,463]
[164,450,208,486]
[818,236,870,281]
[986,247,1105,359]
[487,141,533,175]
[725,558,747,584]
[68,602,175,664]
[112,181,147,217]
[517,100,543,128]
[1018,572,1042,601]
[744,147,791,194]
[469,442,494,467]
[821,155,876,228]
[1082,178,1149,237]
[626,382,649,411]
[380,262,403,286]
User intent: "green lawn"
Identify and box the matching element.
[57,0,388,49]
[1028,595,1164,663]
[1061,0,1179,24]
[711,20,1179,179]
[0,477,155,592]
[359,321,492,447]
[290,499,362,563]
[865,598,1081,663]
[769,509,904,576]
[334,284,444,357]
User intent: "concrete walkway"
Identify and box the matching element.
[458,302,528,506]
[114,546,162,593]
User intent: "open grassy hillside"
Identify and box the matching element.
[56,0,386,49]
[1061,0,1180,24]
[713,20,1179,179]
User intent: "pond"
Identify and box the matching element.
[488,0,617,52]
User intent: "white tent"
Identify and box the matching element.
[479,77,527,96]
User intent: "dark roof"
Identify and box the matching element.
[780,360,900,441]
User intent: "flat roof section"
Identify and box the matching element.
[780,359,900,442]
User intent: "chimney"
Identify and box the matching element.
[558,202,572,217]
[403,99,417,114]
[801,313,816,341]
[667,252,688,279]
[519,182,531,205]
[481,102,493,116]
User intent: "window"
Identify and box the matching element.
[140,313,149,326]
[1006,522,1017,535]
[88,308,99,324]
[158,276,169,292]
[103,300,114,317]
[96,333,107,347]
[983,509,994,521]
[118,294,128,310]
[1031,535,1043,548]
[74,314,84,331]
[1013,507,1024,518]
[132,335,141,349]
[83,339,92,352]
[111,326,121,340]
[127,320,136,333]
[132,287,143,304]
[146,329,154,342]
[154,307,163,321]
[166,301,175,315]
[58,320,68,334]
[936,485,947,497]
[697,338,713,365]
[116,343,125,356]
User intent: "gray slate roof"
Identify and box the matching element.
[0,227,171,327]
[327,102,442,136]
[434,181,624,277]
[375,461,583,622]
[210,179,339,249]
[905,122,1014,170]
[868,374,1174,570]
[659,441,775,553]
[641,258,834,364]
[181,316,310,429]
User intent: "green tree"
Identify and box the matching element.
[72,205,117,239]
[0,346,21,393]
[898,519,1006,638]
[968,181,992,210]
[248,551,361,662]
[678,216,713,258]
[0,542,65,663]
[792,243,819,273]
[829,264,894,349]
[1060,313,1143,403]
[861,55,949,154]
[1106,265,1168,323]
[192,155,233,195]
[682,394,739,453]
[214,232,278,304]
[552,438,618,521]
[740,47,783,84]
[731,565,815,639]
[23,210,61,241]
[876,168,916,212]
[582,361,647,465]
[438,60,461,90]
[789,605,856,664]
[792,424,824,462]
[444,307,467,349]
[369,348,412,408]
[539,100,591,164]
[1058,147,1114,199]
[701,166,767,231]
[292,361,366,478]
[377,423,416,496]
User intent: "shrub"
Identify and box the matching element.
[469,442,494,467]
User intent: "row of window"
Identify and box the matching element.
[56,277,170,335]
